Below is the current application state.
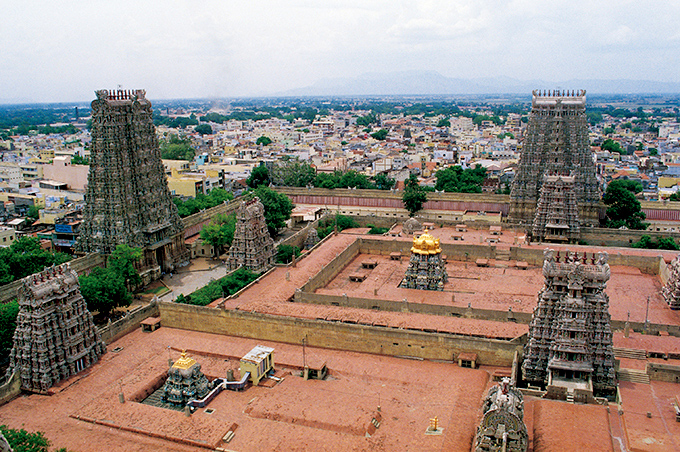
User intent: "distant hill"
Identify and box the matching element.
[277,71,680,96]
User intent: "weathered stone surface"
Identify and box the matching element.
[474,378,528,452]
[510,90,600,226]
[522,249,616,394]
[532,174,581,242]
[161,351,210,406]
[75,89,188,276]
[304,228,320,250]
[226,197,275,273]
[661,254,680,309]
[7,264,106,393]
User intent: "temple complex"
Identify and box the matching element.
[531,174,581,243]
[304,228,319,250]
[661,254,680,309]
[509,90,600,226]
[474,378,528,452]
[75,89,188,283]
[226,197,275,273]
[7,264,106,393]
[522,249,616,396]
[399,229,448,291]
[161,351,210,406]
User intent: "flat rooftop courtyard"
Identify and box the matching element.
[0,327,617,452]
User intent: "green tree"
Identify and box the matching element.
[370,129,388,140]
[160,135,195,161]
[199,214,236,256]
[402,174,427,217]
[26,205,40,221]
[372,173,395,190]
[194,124,213,135]
[79,267,131,317]
[271,161,316,187]
[601,138,624,155]
[0,301,19,366]
[276,244,301,264]
[434,164,487,193]
[0,425,51,452]
[649,148,658,156]
[254,186,294,237]
[247,165,271,188]
[603,180,648,230]
[0,237,71,285]
[108,244,143,289]
[71,155,89,165]
[256,136,272,146]
[436,118,451,128]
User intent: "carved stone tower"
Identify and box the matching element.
[226,197,275,273]
[522,249,616,395]
[7,264,106,393]
[531,174,581,242]
[75,89,188,281]
[510,90,600,226]
[399,230,448,291]
[661,254,680,310]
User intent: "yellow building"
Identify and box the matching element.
[239,345,274,385]
[167,168,204,198]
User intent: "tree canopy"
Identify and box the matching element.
[247,165,272,189]
[172,188,234,217]
[370,129,388,140]
[0,425,51,452]
[0,301,19,368]
[194,124,213,135]
[256,136,272,146]
[271,160,317,187]
[175,267,259,306]
[254,186,294,237]
[402,174,427,217]
[0,237,71,286]
[601,138,625,155]
[603,180,648,230]
[159,134,195,161]
[434,164,487,193]
[200,213,236,256]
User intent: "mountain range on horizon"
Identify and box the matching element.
[275,70,680,97]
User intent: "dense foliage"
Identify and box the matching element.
[271,160,317,187]
[603,180,648,230]
[0,237,71,286]
[367,224,389,234]
[199,213,236,256]
[246,165,272,188]
[172,188,234,217]
[317,215,359,239]
[175,267,259,306]
[631,235,679,250]
[153,113,198,129]
[402,174,427,217]
[194,124,212,135]
[254,186,294,237]
[0,301,19,368]
[276,244,301,264]
[0,425,51,452]
[435,164,487,193]
[159,134,195,161]
[370,129,388,140]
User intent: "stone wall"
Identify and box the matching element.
[181,198,241,239]
[0,253,106,304]
[98,301,160,344]
[158,302,522,366]
[0,371,20,406]
[277,216,325,251]
[646,362,680,383]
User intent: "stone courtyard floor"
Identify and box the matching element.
[0,326,620,452]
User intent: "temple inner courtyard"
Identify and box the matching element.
[2,226,680,451]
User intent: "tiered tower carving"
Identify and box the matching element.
[75,89,188,280]
[474,378,528,452]
[510,90,600,226]
[661,254,680,309]
[304,228,320,250]
[161,351,210,406]
[226,197,275,273]
[522,249,616,394]
[7,264,106,393]
[399,230,448,291]
[532,174,581,242]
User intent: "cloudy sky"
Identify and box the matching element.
[2,0,680,103]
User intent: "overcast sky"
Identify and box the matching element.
[2,0,680,103]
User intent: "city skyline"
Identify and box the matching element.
[2,1,680,103]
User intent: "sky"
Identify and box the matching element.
[2,0,680,103]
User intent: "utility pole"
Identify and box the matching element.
[645,295,650,325]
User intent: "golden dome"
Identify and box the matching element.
[411,229,442,255]
[172,350,197,370]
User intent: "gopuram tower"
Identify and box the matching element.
[7,264,106,393]
[226,197,275,273]
[522,249,616,396]
[75,89,188,280]
[509,90,600,229]
[399,229,448,291]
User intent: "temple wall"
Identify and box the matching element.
[98,301,160,344]
[646,362,680,383]
[0,371,21,406]
[158,302,522,366]
[181,198,241,238]
[277,216,325,251]
[0,253,106,304]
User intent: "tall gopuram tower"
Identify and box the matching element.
[226,197,275,273]
[75,89,188,280]
[7,264,106,393]
[531,174,581,243]
[522,249,616,396]
[509,90,600,227]
[399,229,448,291]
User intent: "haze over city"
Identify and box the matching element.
[3,0,680,103]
